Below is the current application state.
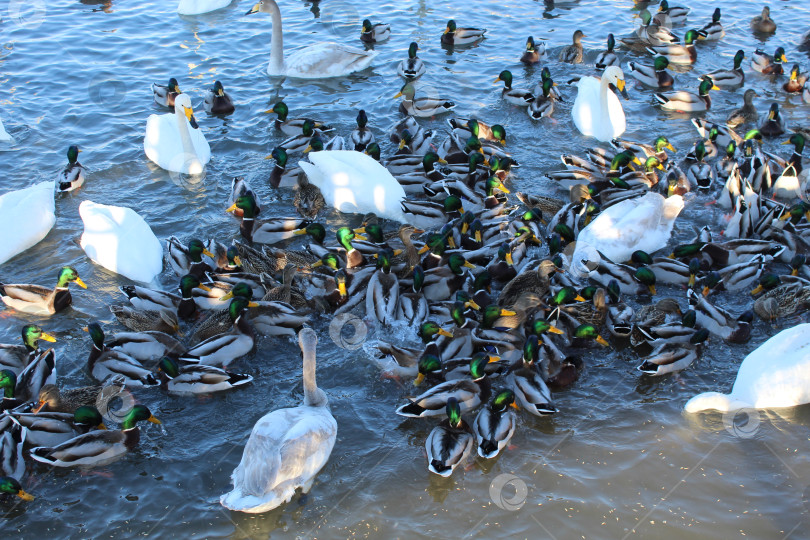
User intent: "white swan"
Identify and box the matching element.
[685,323,810,413]
[572,65,628,142]
[144,93,210,175]
[0,181,55,266]
[177,0,231,15]
[246,1,376,78]
[0,116,13,143]
[298,150,408,223]
[220,328,337,513]
[79,200,163,283]
[572,192,684,266]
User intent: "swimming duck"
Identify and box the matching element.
[85,323,158,387]
[152,77,181,108]
[57,145,86,193]
[656,0,689,25]
[441,20,486,46]
[647,29,699,64]
[0,476,33,501]
[506,335,557,416]
[397,42,426,79]
[266,102,333,137]
[265,147,302,189]
[365,250,399,325]
[560,29,585,64]
[0,266,86,316]
[753,281,810,320]
[156,356,252,394]
[703,50,745,87]
[473,388,516,459]
[751,46,786,75]
[595,34,619,69]
[220,327,337,513]
[528,79,557,120]
[144,93,210,174]
[179,297,256,368]
[119,274,211,320]
[204,80,235,115]
[360,19,390,43]
[685,323,810,413]
[784,64,808,93]
[226,194,314,244]
[751,6,776,33]
[30,404,160,468]
[686,289,752,343]
[495,70,534,106]
[759,103,786,137]
[350,110,375,152]
[630,9,679,47]
[394,83,456,117]
[0,325,56,375]
[726,89,758,128]
[32,382,105,414]
[521,36,546,64]
[698,8,724,41]
[0,417,24,480]
[396,353,489,417]
[246,0,376,78]
[426,397,475,477]
[654,77,718,112]
[571,66,628,142]
[637,328,709,375]
[627,56,674,88]
[13,345,55,403]
[110,305,180,334]
[167,237,215,278]
[9,405,106,448]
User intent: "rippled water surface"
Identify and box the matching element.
[2,0,810,538]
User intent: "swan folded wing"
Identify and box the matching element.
[0,181,56,266]
[286,43,376,79]
[572,77,600,138]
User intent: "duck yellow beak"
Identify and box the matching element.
[463,261,476,269]
[575,294,586,302]
[198,283,212,292]
[233,255,242,266]
[147,415,162,425]
[443,27,450,34]
[418,244,430,255]
[437,328,454,338]
[32,401,46,413]
[499,309,516,317]
[338,281,347,297]
[225,203,238,213]
[17,490,34,501]
[647,285,657,295]
[393,91,403,98]
[219,290,235,302]
[438,158,448,164]
[246,3,260,14]
[248,301,259,307]
[354,234,367,242]
[398,139,407,149]
[666,143,676,152]
[74,277,88,289]
[466,299,481,311]
[791,268,799,276]
[596,335,610,347]
[414,372,425,386]
[781,139,793,145]
[97,422,107,430]
[781,54,787,62]
[303,145,313,153]
[750,284,765,295]
[510,401,520,410]
[202,248,215,258]
[487,354,501,363]
[39,332,57,342]
[293,228,309,235]
[505,252,514,265]
[548,325,564,335]
[493,76,502,83]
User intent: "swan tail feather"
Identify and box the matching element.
[684,392,751,413]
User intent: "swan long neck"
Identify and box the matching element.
[267,0,285,74]
[302,340,325,407]
[175,107,200,168]
[599,75,611,118]
[684,391,750,413]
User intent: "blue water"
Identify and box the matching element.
[2,0,810,538]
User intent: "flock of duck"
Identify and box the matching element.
[2,0,810,516]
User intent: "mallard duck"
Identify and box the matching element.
[528,78,557,120]
[655,77,718,112]
[30,404,160,468]
[204,81,234,115]
[396,265,429,325]
[56,145,86,193]
[686,289,752,343]
[426,397,474,476]
[753,281,810,320]
[360,18,390,42]
[279,119,317,153]
[293,174,324,220]
[521,36,546,64]
[637,328,709,375]
[441,19,486,46]
[85,323,158,387]
[397,42,426,79]
[226,194,314,245]
[106,328,186,364]
[266,101,332,137]
[422,253,476,302]
[629,9,679,47]
[784,64,808,93]
[647,29,699,64]
[207,240,242,273]
[394,83,455,117]
[499,259,557,309]
[627,55,674,88]
[657,0,689,25]
[595,34,619,69]
[8,406,106,448]
[506,336,557,416]
[0,266,86,316]
[396,354,488,417]
[32,382,105,414]
[0,417,25,480]
[0,369,23,410]
[686,141,713,189]
[221,328,336,512]
[246,0,376,78]
[120,274,212,319]
[751,6,777,33]
[110,305,180,334]
[167,237,215,278]
[349,109,375,152]
[365,250,399,325]
[751,46,786,75]
[179,297,256,367]
[12,346,55,404]
[648,256,700,286]
[684,323,810,413]
[144,93,210,174]
[572,66,628,142]
[759,103,786,137]
[0,325,56,375]
[726,89,758,128]
[152,77,181,108]
[703,50,745,87]
[0,476,33,501]
[156,356,252,394]
[560,29,585,63]
[698,8,724,41]
[495,70,534,106]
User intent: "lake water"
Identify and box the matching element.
[2,0,810,538]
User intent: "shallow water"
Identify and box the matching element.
[2,0,810,538]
